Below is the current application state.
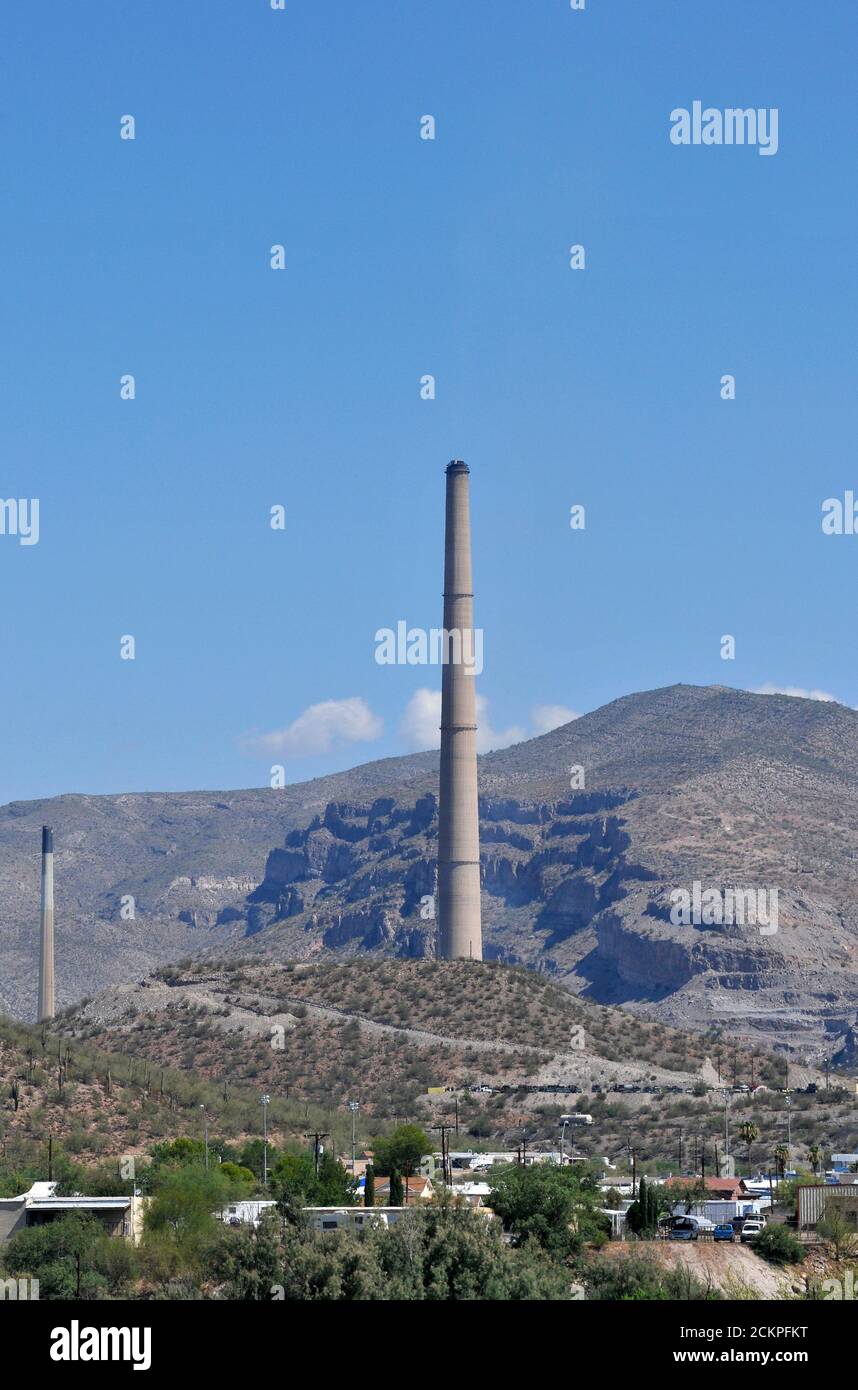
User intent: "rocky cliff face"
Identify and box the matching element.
[236,787,651,967]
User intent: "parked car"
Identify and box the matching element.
[668,1226,697,1241]
[740,1219,765,1243]
[713,1224,735,1242]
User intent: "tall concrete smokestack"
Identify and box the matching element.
[38,825,55,1022]
[437,460,482,961]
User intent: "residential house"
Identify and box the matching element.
[0,1182,147,1245]
[370,1175,434,1205]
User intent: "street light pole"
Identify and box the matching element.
[559,1120,569,1167]
[261,1094,270,1187]
[348,1101,359,1175]
[200,1105,209,1171]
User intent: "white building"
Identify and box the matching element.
[0,1181,145,1245]
[304,1206,406,1233]
[451,1181,492,1208]
[830,1154,858,1174]
[219,1199,277,1228]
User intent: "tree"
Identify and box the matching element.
[266,1196,575,1301]
[363,1164,375,1209]
[371,1126,430,1197]
[488,1162,608,1259]
[270,1152,319,1208]
[817,1205,858,1261]
[807,1145,823,1177]
[148,1136,206,1171]
[215,1212,283,1300]
[774,1144,790,1180]
[388,1168,404,1206]
[2,1211,105,1299]
[754,1223,804,1266]
[316,1151,358,1206]
[390,1198,573,1299]
[626,1176,661,1237]
[220,1163,256,1195]
[144,1166,234,1251]
[238,1138,280,1182]
[739,1121,759,1177]
[271,1149,357,1209]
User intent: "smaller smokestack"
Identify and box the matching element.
[38,825,55,1022]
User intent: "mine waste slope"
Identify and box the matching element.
[2,684,858,1056]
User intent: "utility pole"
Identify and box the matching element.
[676,1127,684,1176]
[724,1090,730,1162]
[431,1124,456,1187]
[785,1091,792,1157]
[200,1105,209,1171]
[261,1094,270,1187]
[48,1134,53,1182]
[304,1131,329,1177]
[348,1101,359,1175]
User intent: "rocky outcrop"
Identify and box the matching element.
[238,792,649,964]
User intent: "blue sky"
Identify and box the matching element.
[1,0,856,803]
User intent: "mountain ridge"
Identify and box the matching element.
[2,683,858,1060]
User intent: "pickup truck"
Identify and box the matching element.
[740,1219,765,1243]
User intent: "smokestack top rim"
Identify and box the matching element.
[446,459,469,475]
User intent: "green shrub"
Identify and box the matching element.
[754,1223,805,1265]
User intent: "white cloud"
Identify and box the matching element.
[531,703,579,735]
[400,689,442,750]
[243,697,383,756]
[752,684,838,703]
[399,689,529,754]
[476,696,526,753]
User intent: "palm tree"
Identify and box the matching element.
[739,1121,759,1178]
[774,1143,790,1180]
[808,1144,822,1177]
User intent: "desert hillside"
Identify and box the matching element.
[47,957,856,1171]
